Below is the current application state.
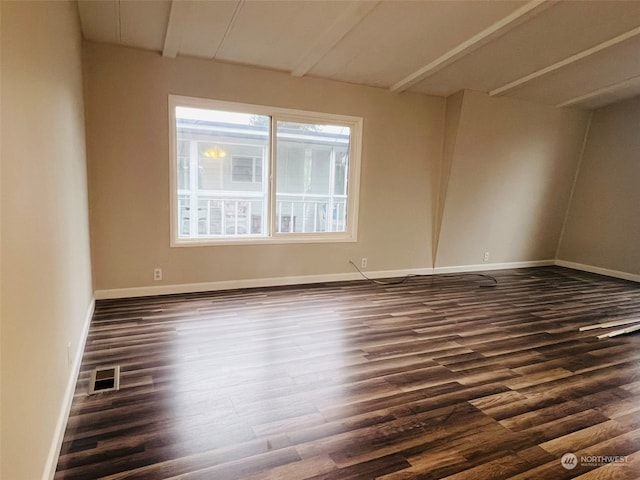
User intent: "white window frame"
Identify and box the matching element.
[169,95,362,246]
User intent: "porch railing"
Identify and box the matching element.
[178,193,347,237]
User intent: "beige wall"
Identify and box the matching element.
[84,42,444,291]
[435,90,590,268]
[0,2,93,479]
[434,90,464,261]
[84,43,600,290]
[557,96,640,275]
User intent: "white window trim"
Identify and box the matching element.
[168,95,362,247]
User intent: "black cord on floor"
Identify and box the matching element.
[348,261,498,287]
[348,261,411,285]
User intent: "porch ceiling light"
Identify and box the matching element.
[203,146,227,159]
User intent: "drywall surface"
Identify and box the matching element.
[0,2,93,478]
[435,90,590,268]
[434,90,464,263]
[557,96,640,275]
[84,42,444,291]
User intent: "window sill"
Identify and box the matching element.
[171,233,357,247]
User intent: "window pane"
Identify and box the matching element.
[254,161,262,183]
[177,141,190,190]
[178,195,190,236]
[176,107,269,238]
[276,143,305,194]
[232,156,256,183]
[334,149,348,196]
[310,149,330,195]
[276,121,351,233]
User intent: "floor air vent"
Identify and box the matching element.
[88,366,120,394]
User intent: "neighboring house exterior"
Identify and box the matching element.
[176,117,350,238]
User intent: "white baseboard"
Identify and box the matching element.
[554,260,640,283]
[95,267,435,300]
[94,259,638,300]
[43,298,95,480]
[433,259,554,275]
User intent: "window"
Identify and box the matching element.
[169,96,362,245]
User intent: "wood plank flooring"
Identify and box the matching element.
[55,267,640,479]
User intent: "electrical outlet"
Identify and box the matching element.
[67,342,72,367]
[154,268,162,281]
[361,257,368,269]
[483,252,490,263]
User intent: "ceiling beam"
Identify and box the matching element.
[162,0,192,58]
[291,1,381,78]
[213,0,245,59]
[115,0,122,43]
[390,0,553,93]
[491,26,640,97]
[556,74,640,108]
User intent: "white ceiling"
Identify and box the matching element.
[77,0,640,110]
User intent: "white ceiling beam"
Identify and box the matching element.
[491,26,640,97]
[213,0,245,59]
[115,0,122,43]
[556,74,640,108]
[390,0,554,93]
[291,1,381,78]
[162,0,192,58]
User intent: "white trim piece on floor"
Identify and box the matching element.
[44,298,95,480]
[94,267,436,300]
[554,259,640,283]
[580,317,640,331]
[433,259,554,275]
[597,322,640,339]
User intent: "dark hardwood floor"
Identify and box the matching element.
[55,267,640,479]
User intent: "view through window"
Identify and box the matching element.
[171,97,362,244]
